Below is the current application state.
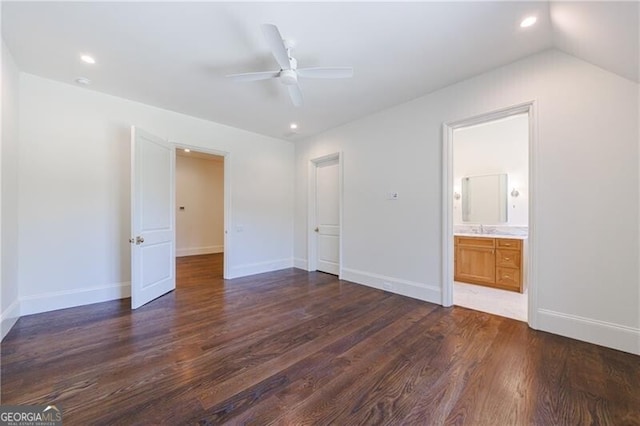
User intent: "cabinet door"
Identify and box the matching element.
[454,246,495,284]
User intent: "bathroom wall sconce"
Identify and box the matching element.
[511,188,520,198]
[454,192,461,200]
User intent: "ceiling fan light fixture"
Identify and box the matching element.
[290,123,298,130]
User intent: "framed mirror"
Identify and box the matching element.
[461,173,508,224]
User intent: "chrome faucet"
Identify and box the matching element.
[479,224,484,234]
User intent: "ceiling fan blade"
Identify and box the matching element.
[261,24,291,70]
[296,67,354,79]
[226,71,280,82]
[288,84,303,107]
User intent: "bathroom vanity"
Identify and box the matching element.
[454,235,526,293]
[453,171,527,293]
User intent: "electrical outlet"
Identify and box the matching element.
[382,281,393,291]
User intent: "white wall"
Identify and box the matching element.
[18,73,294,316]
[1,40,21,339]
[453,113,529,227]
[294,49,639,354]
[176,154,224,256]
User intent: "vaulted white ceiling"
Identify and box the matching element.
[2,2,638,140]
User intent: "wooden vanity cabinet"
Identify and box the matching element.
[454,237,495,285]
[454,236,524,293]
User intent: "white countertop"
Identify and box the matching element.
[454,233,528,240]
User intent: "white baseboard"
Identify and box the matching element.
[1,299,20,341]
[341,268,441,305]
[176,245,224,257]
[227,258,293,279]
[538,308,640,355]
[20,281,131,317]
[293,258,308,270]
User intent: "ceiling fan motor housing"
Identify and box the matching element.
[280,69,298,85]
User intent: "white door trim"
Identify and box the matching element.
[172,143,231,280]
[441,101,538,329]
[308,152,343,278]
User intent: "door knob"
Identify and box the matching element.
[314,227,319,233]
[135,236,145,245]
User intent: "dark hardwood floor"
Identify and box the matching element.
[2,253,639,425]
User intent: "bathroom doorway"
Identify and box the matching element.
[442,103,536,325]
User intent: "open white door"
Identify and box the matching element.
[315,158,340,275]
[130,126,176,309]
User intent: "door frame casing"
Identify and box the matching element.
[307,152,343,278]
[441,101,538,329]
[173,143,231,280]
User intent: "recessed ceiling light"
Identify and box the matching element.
[520,16,537,28]
[80,54,96,64]
[290,123,298,130]
[75,77,91,85]
[184,148,191,153]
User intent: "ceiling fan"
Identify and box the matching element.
[226,24,354,107]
